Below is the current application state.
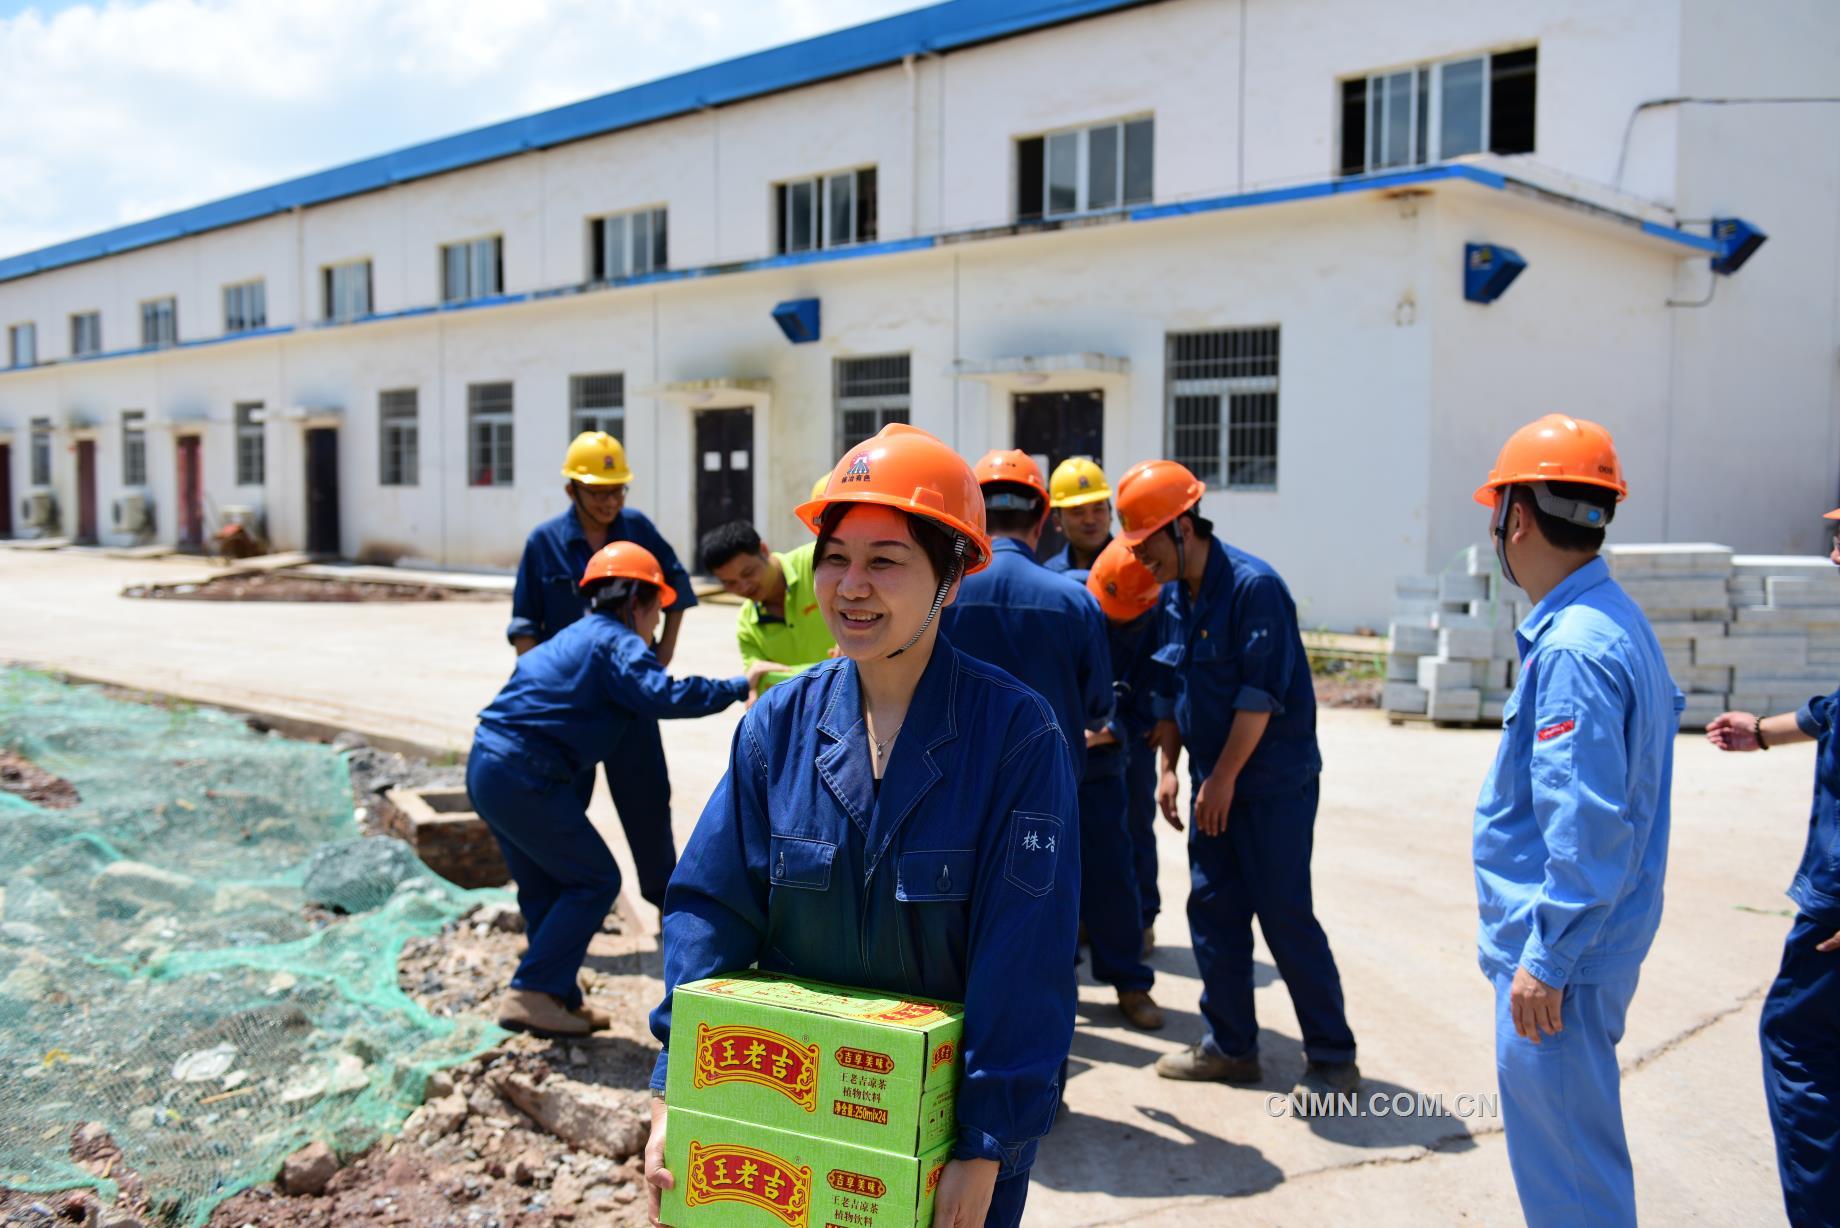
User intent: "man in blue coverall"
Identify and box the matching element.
[941,449,1162,1031]
[1705,503,1840,1227]
[506,431,698,911]
[1470,415,1680,1226]
[1116,459,1356,1098]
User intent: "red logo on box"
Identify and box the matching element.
[827,1169,888,1198]
[865,1000,945,1026]
[835,1046,895,1075]
[694,1023,821,1112]
[686,1141,812,1226]
[930,1042,955,1072]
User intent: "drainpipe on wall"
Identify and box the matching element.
[905,54,920,237]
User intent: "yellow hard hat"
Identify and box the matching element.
[810,472,831,502]
[1049,456,1111,508]
[562,431,633,486]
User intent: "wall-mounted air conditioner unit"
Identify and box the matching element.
[113,491,153,534]
[22,491,58,531]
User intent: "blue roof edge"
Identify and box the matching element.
[0,0,1152,285]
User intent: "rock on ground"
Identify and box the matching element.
[279,1141,340,1196]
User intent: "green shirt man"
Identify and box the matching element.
[700,522,836,695]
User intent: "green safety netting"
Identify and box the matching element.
[0,668,507,1225]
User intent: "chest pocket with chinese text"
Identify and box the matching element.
[1004,812,1062,898]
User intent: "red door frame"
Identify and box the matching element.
[75,439,98,543]
[177,435,203,547]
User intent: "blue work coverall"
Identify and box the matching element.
[941,537,1151,993]
[1041,539,1106,576]
[507,506,698,908]
[1473,556,1679,1228]
[1155,537,1353,1064]
[1762,686,1840,1225]
[470,614,744,1003]
[1066,564,1170,932]
[649,638,1080,1225]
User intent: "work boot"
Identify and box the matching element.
[1141,926,1156,960]
[498,989,592,1040]
[1117,989,1165,1031]
[1155,1039,1261,1083]
[571,1001,613,1031]
[1289,1060,1361,1107]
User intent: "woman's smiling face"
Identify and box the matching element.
[814,505,949,660]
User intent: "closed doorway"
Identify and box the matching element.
[306,427,341,556]
[694,408,754,562]
[0,443,11,537]
[75,440,98,543]
[1013,390,1104,561]
[176,435,204,548]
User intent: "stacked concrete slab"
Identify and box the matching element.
[1383,542,1839,731]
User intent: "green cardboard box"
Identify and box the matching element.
[663,971,964,1156]
[661,1105,952,1228]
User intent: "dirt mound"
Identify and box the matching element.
[121,575,500,603]
[0,749,79,808]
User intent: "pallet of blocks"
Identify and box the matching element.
[1383,545,1525,726]
[1719,555,1840,717]
[1601,544,1733,730]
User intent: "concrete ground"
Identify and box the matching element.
[0,548,1807,1224]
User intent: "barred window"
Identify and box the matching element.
[834,355,910,454]
[379,389,419,487]
[569,373,625,439]
[223,280,267,333]
[30,418,52,486]
[1165,327,1279,491]
[235,401,265,486]
[468,382,515,487]
[141,297,178,349]
[121,410,147,486]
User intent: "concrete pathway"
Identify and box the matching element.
[0,550,1804,1224]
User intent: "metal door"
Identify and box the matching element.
[1013,390,1104,561]
[306,427,341,556]
[177,436,204,547]
[75,440,97,543]
[694,408,754,560]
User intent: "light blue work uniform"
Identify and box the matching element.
[1473,555,1681,1227]
[649,637,1080,1224]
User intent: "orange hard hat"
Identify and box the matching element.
[972,449,1048,498]
[1473,414,1628,507]
[579,540,678,608]
[1825,508,1840,521]
[1086,537,1162,622]
[1114,459,1207,544]
[795,423,992,573]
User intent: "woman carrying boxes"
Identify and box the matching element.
[645,423,1081,1227]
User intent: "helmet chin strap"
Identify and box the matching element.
[1166,520,1187,591]
[888,535,967,659]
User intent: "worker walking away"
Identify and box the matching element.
[699,519,835,699]
[1705,504,1840,1227]
[1042,456,1114,574]
[941,449,1161,1031]
[1084,538,1172,960]
[1115,459,1356,1095]
[471,542,746,1039]
[1470,415,1679,1227]
[645,424,1079,1227]
[506,431,698,912]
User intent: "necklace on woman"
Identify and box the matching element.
[867,716,904,765]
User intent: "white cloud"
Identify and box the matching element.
[0,0,919,257]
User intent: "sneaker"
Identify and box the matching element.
[498,989,592,1039]
[1117,989,1165,1031]
[1154,1040,1261,1083]
[1290,1060,1362,1104]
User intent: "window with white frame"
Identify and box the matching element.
[379,389,418,487]
[141,297,178,348]
[1017,117,1154,222]
[70,311,101,356]
[775,167,877,255]
[588,209,667,282]
[569,374,625,439]
[8,323,35,368]
[29,418,52,486]
[323,260,373,322]
[834,355,911,454]
[441,237,503,303]
[223,279,267,333]
[235,401,265,485]
[468,382,514,487]
[1165,327,1280,492]
[121,410,147,486]
[1339,47,1536,175]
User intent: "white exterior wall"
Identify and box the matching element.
[1,0,1835,626]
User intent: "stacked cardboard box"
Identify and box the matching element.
[1383,542,1837,731]
[662,971,964,1228]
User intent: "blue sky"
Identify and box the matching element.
[0,0,919,259]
